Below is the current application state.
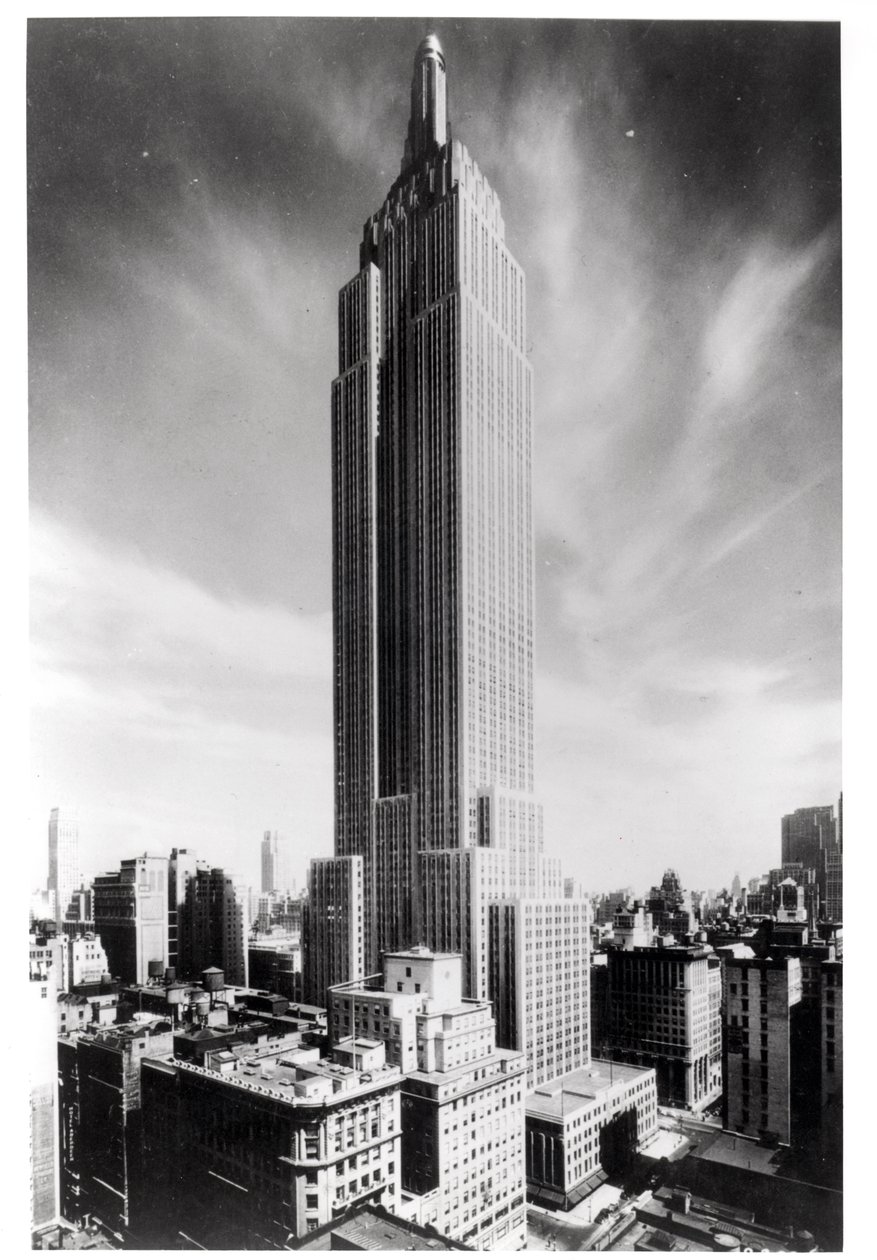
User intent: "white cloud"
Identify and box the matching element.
[29,508,334,886]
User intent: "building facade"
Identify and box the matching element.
[489,897,590,1090]
[781,804,836,871]
[139,1041,402,1248]
[722,956,803,1145]
[525,1060,658,1210]
[57,1020,175,1239]
[302,856,365,1006]
[61,932,109,988]
[93,855,169,985]
[595,943,722,1110]
[168,849,249,985]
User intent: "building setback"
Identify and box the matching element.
[329,949,527,1249]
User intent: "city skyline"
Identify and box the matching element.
[28,17,841,895]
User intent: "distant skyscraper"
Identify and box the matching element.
[316,33,591,1087]
[261,829,289,893]
[780,802,840,920]
[781,803,836,869]
[47,807,79,927]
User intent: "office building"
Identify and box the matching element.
[302,856,365,1006]
[722,955,804,1145]
[169,849,249,985]
[329,949,528,1249]
[62,885,94,933]
[525,1060,658,1210]
[647,868,697,940]
[781,801,841,919]
[254,889,305,934]
[824,849,843,922]
[139,1039,403,1248]
[318,35,590,1093]
[60,932,109,988]
[781,804,837,870]
[821,959,842,1163]
[57,1020,174,1239]
[489,898,590,1090]
[249,936,302,1000]
[594,940,722,1110]
[93,854,169,985]
[261,829,291,893]
[48,806,80,928]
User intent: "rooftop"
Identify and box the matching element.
[527,1058,655,1119]
[163,1044,401,1105]
[296,1204,469,1251]
[385,947,460,961]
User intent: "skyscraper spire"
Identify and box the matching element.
[402,32,448,172]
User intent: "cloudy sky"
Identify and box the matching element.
[28,15,841,896]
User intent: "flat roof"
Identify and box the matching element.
[690,1129,789,1176]
[526,1059,654,1119]
[385,948,461,961]
[329,1209,466,1250]
[167,1045,400,1104]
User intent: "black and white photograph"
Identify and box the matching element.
[24,8,848,1252]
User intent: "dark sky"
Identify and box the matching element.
[28,17,841,892]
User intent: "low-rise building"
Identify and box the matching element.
[249,934,302,1000]
[525,1059,658,1210]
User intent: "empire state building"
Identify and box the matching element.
[306,35,590,1091]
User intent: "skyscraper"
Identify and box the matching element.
[781,803,836,870]
[47,806,80,926]
[261,829,289,893]
[316,34,591,1087]
[169,848,250,985]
